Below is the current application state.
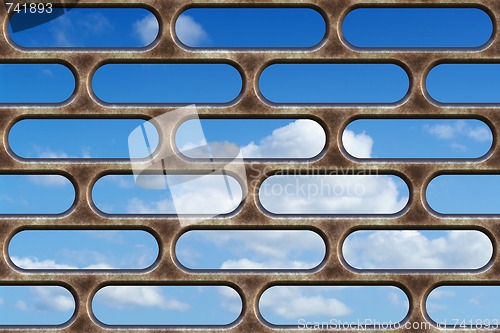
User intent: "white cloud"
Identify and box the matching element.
[48,15,73,47]
[260,175,408,214]
[193,230,324,269]
[424,120,492,142]
[450,142,468,152]
[127,197,173,214]
[97,286,189,311]
[105,175,135,189]
[15,300,29,311]
[468,126,492,141]
[80,146,92,158]
[388,291,409,308]
[88,230,125,244]
[11,256,76,269]
[79,12,112,34]
[126,174,242,215]
[44,10,114,47]
[28,175,69,187]
[83,263,115,269]
[427,289,456,312]
[182,121,406,215]
[33,287,74,312]
[260,287,351,320]
[33,146,68,158]
[41,68,54,76]
[16,287,74,313]
[133,15,159,44]
[342,130,373,158]
[343,230,492,269]
[175,15,209,46]
[182,120,325,159]
[469,297,480,306]
[11,255,116,270]
[428,289,456,300]
[221,258,314,269]
[217,287,242,314]
[31,146,92,159]
[240,120,325,158]
[11,246,154,270]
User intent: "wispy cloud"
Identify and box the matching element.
[343,230,493,269]
[133,15,159,44]
[79,12,112,34]
[28,175,69,187]
[424,120,492,142]
[11,256,77,270]
[16,287,74,313]
[175,15,209,46]
[41,68,54,76]
[42,11,114,47]
[189,230,323,269]
[260,175,408,214]
[11,255,116,270]
[48,15,73,47]
[97,286,190,311]
[124,175,242,215]
[220,258,315,269]
[217,287,242,314]
[32,146,68,158]
[260,287,352,320]
[427,289,456,312]
[31,146,92,159]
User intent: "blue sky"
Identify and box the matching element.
[93,286,242,326]
[9,230,158,269]
[0,64,74,103]
[9,8,158,47]
[2,6,499,328]
[342,8,492,48]
[176,8,325,48]
[260,286,409,326]
[427,286,500,325]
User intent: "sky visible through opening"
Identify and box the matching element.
[1,7,498,327]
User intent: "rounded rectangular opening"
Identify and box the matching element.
[176,229,326,270]
[0,175,74,214]
[259,174,409,215]
[259,63,409,104]
[427,286,500,327]
[427,174,500,215]
[9,119,159,159]
[92,64,242,104]
[259,286,409,327]
[176,7,325,48]
[0,64,74,104]
[427,64,500,104]
[0,286,74,326]
[342,8,493,49]
[9,230,159,270]
[176,119,326,159]
[92,285,242,326]
[343,230,492,270]
[93,174,243,216]
[343,119,492,159]
[9,7,159,48]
